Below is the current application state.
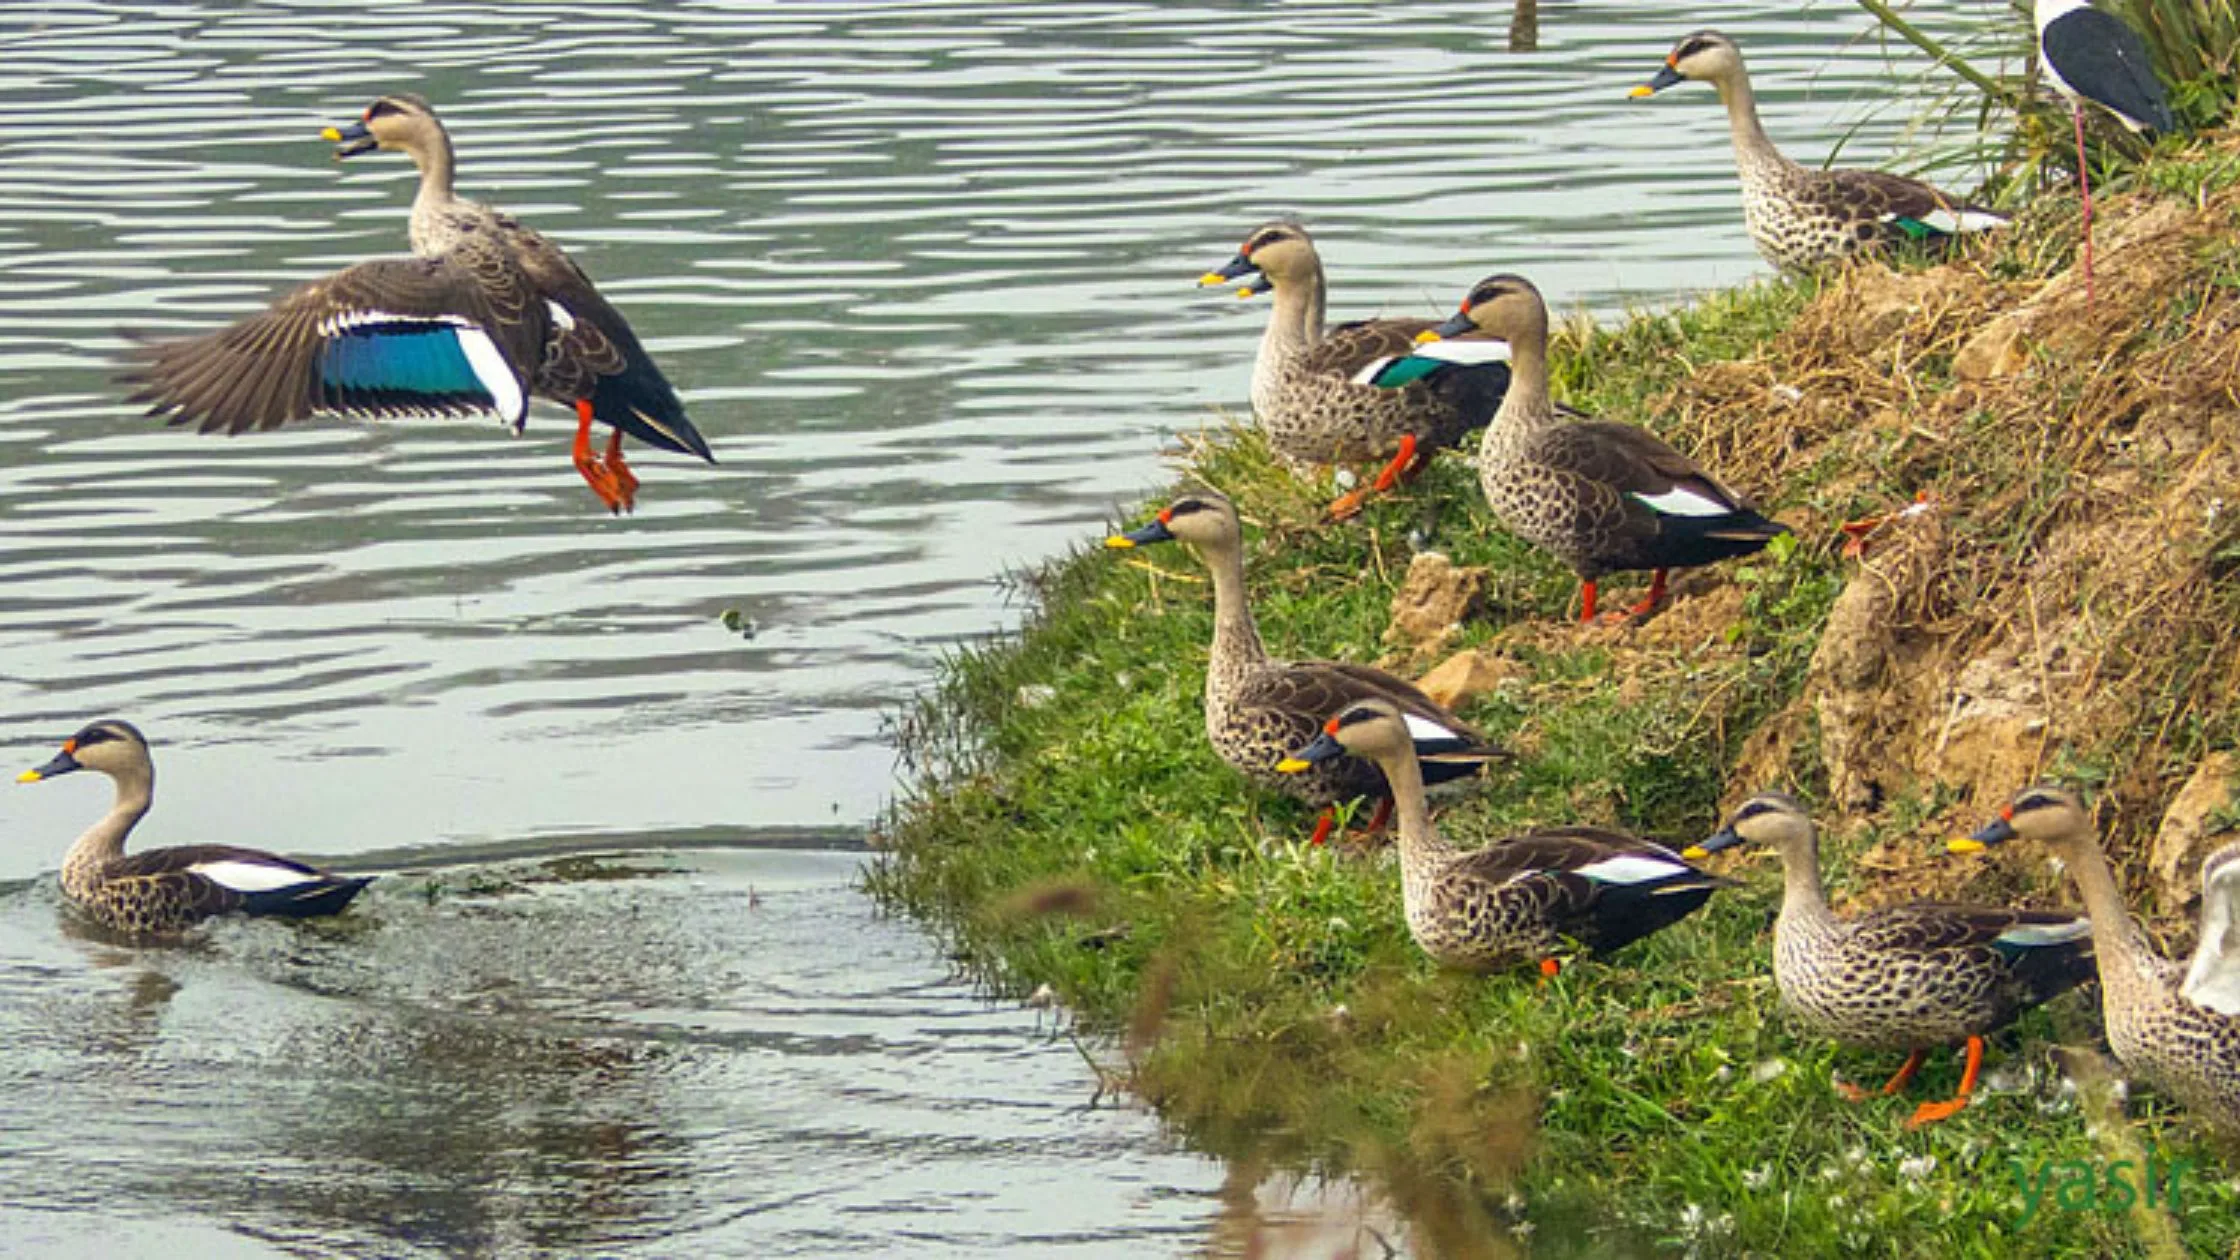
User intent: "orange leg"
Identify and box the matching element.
[1836,1048,1925,1103]
[1307,808,1336,847]
[603,425,639,513]
[1906,1037,1984,1128]
[1577,580,1600,623]
[1327,434,1422,521]
[1361,795,1393,836]
[1621,569,1669,619]
[571,399,629,514]
[1536,957,1562,987]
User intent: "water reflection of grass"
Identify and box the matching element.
[872,140,2240,1255]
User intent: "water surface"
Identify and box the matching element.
[0,2,1996,1254]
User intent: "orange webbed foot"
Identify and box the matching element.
[1325,488,1370,521]
[1905,1097,1969,1128]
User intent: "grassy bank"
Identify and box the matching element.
[869,131,2240,1257]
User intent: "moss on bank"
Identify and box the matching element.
[870,133,2240,1257]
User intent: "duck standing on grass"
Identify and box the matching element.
[18,720,372,937]
[1282,699,1729,973]
[1200,220,1515,519]
[1956,786,2240,1136]
[122,94,715,514]
[1690,792,2095,1127]
[1415,274,1787,623]
[1106,491,1503,846]
[1629,30,2008,270]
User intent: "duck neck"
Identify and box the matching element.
[2057,831,2161,979]
[1382,745,1455,864]
[60,767,151,893]
[1772,832,1840,939]
[1253,268,1326,410]
[1484,317,1557,458]
[1200,539,1266,702]
[1709,66,1789,174]
[404,131,460,251]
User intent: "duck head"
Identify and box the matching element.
[19,719,150,784]
[1417,273,1547,347]
[1631,30,1745,98]
[322,93,444,162]
[1199,220,1318,300]
[1105,491,1242,553]
[1950,785,2093,855]
[1685,790,1812,860]
[1277,698,1410,773]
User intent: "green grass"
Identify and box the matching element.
[869,153,2240,1256]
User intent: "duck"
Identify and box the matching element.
[121,93,715,514]
[1689,792,2094,1127]
[1281,698,1729,973]
[1416,274,1787,622]
[1955,786,2240,1136]
[1200,220,1515,519]
[17,720,372,936]
[1106,491,1504,845]
[1629,31,2009,271]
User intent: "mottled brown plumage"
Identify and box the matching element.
[17,720,370,937]
[1967,787,2240,1137]
[1632,31,2008,270]
[1696,792,2094,1127]
[1106,493,1502,839]
[1202,221,1511,515]
[1283,699,1728,970]
[121,93,711,511]
[1422,274,1787,621]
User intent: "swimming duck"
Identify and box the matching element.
[1200,220,1514,519]
[1956,786,2240,1135]
[17,720,372,936]
[122,93,714,513]
[1417,274,1787,622]
[1283,698,1728,972]
[1689,792,2093,1127]
[1630,31,2009,271]
[1106,492,1503,845]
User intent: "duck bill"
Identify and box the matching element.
[1104,519,1175,549]
[1416,311,1479,344]
[17,747,81,783]
[1630,65,1684,98]
[1275,731,1345,774]
[1681,826,1742,862]
[321,120,377,160]
[1948,816,2016,854]
[1199,255,1268,298]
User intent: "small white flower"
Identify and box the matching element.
[1741,1166,1771,1191]
[1015,683,1057,709]
[1751,1057,1788,1083]
[1899,1154,1937,1179]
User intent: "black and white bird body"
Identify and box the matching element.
[2033,0,2175,301]
[2036,0,2174,136]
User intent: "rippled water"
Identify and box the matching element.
[0,2,1993,1255]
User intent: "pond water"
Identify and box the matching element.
[0,1,1993,1254]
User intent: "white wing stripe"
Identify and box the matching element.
[1576,854,1690,886]
[1630,486,1732,518]
[1403,713,1460,744]
[191,860,321,893]
[454,325,527,426]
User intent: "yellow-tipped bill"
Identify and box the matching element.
[1626,85,1655,99]
[1946,838,1987,855]
[1680,845,1709,861]
[1413,328,1443,345]
[1103,535,1135,549]
[1197,272,1228,287]
[319,126,343,141]
[1273,757,1310,774]
[15,768,42,783]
